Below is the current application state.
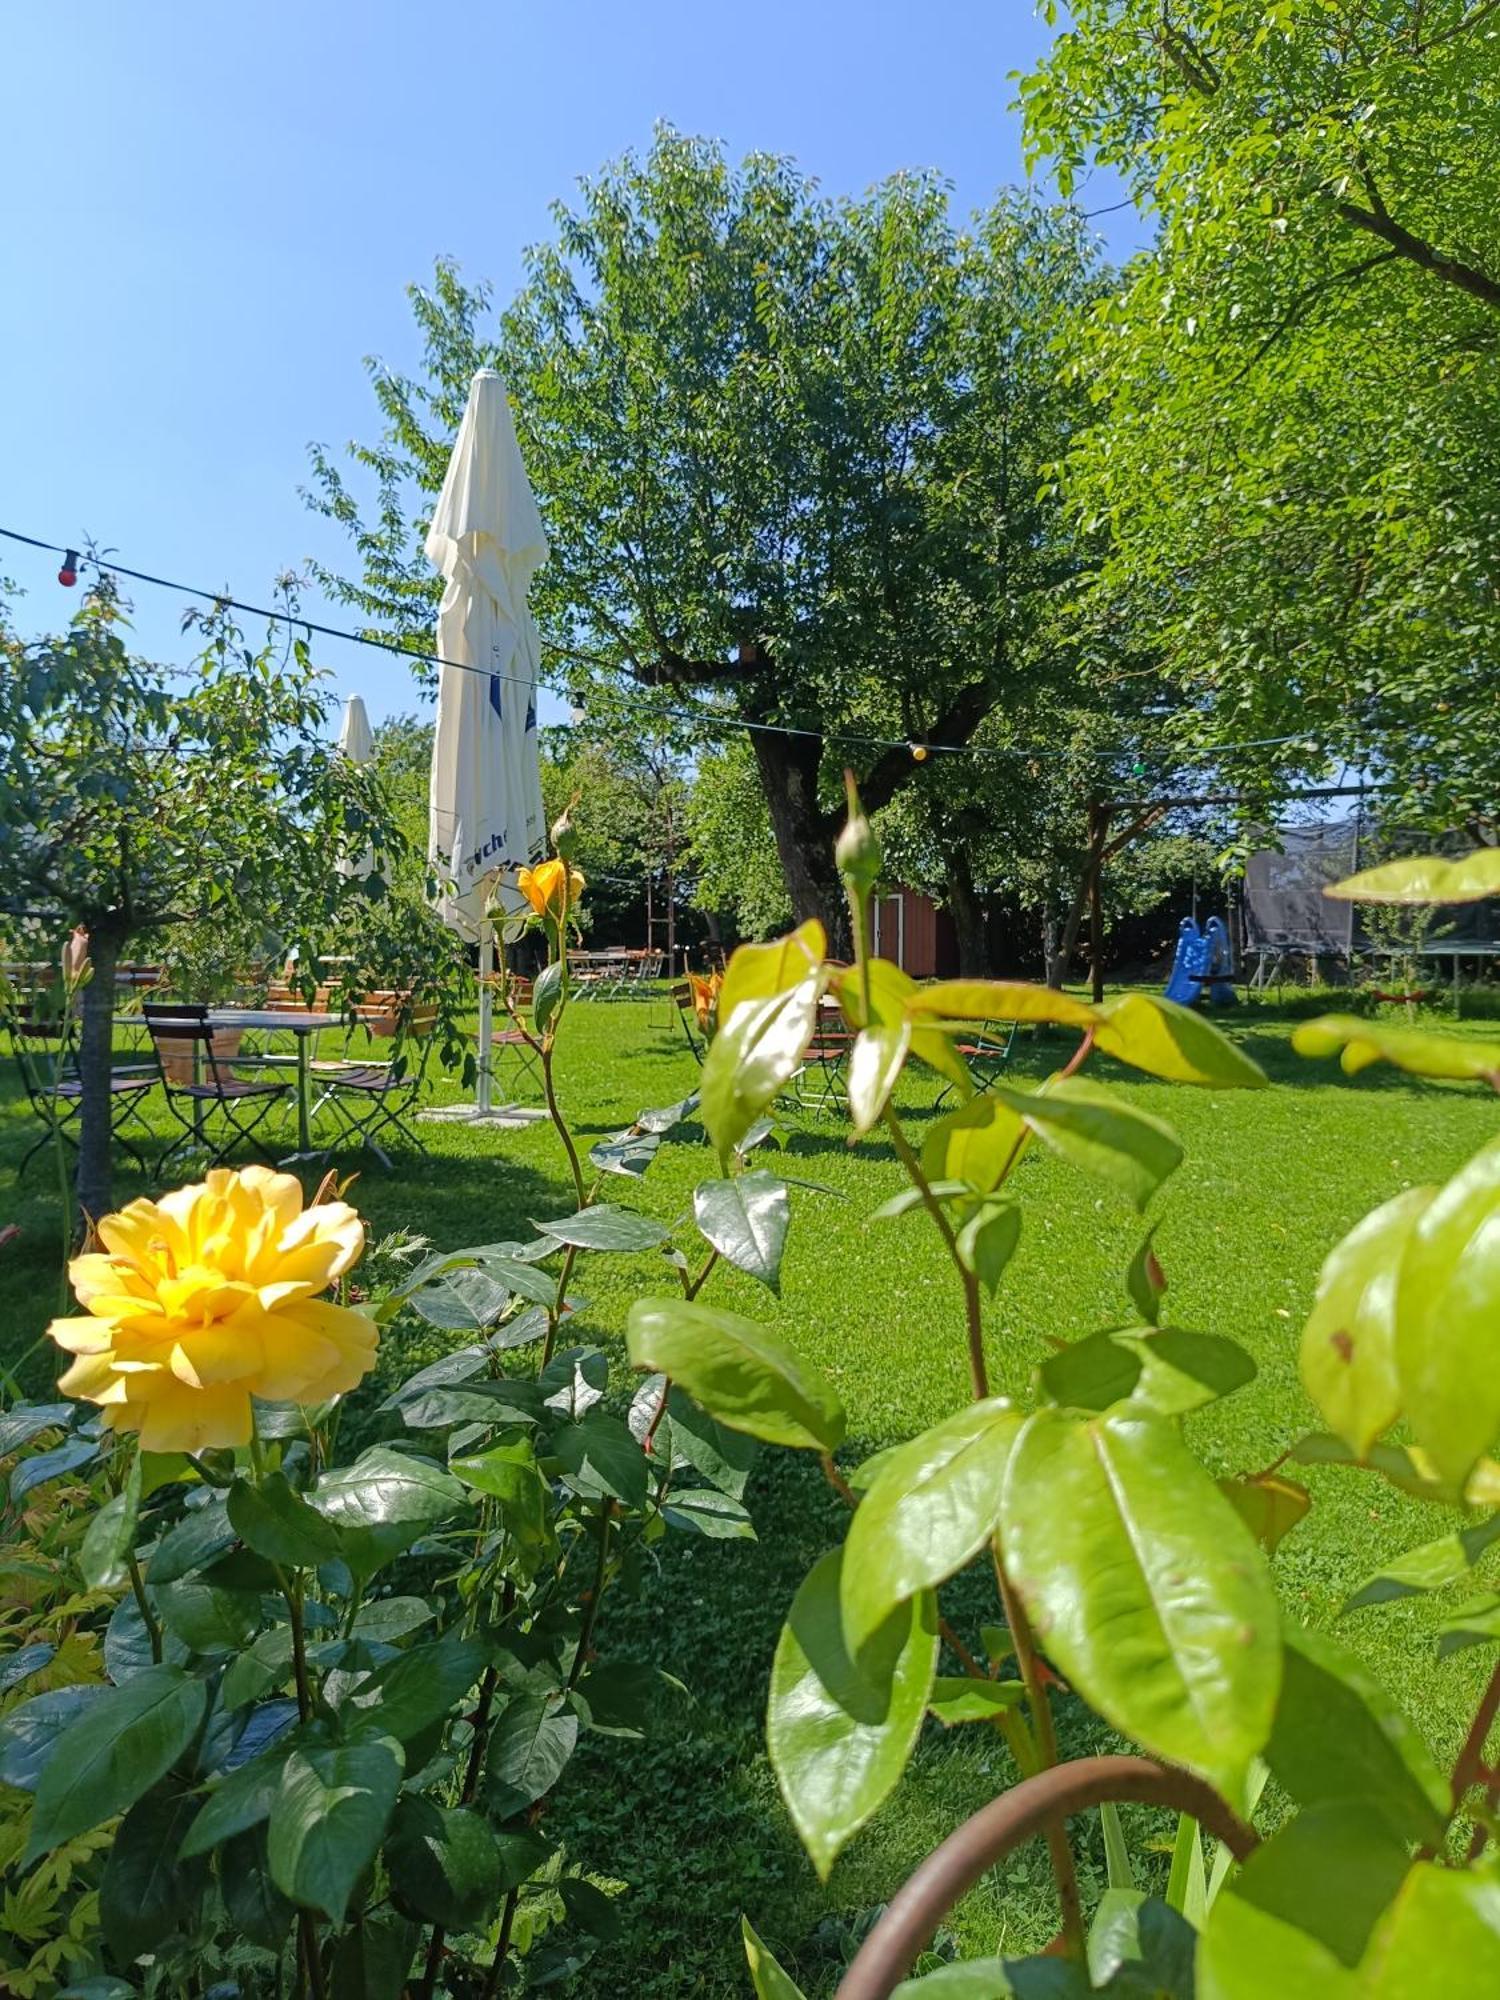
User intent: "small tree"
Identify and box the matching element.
[0,584,405,1220]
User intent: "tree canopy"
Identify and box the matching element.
[1018,0,1500,825]
[310,127,1107,946]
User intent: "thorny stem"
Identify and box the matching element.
[821,1452,857,1508]
[540,1038,586,1211]
[1452,1656,1500,1851]
[567,1502,614,1692]
[483,1887,522,1999]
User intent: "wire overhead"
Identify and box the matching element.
[0,521,1373,777]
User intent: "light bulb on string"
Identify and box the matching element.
[57,549,79,588]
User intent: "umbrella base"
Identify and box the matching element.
[418,1102,547,1128]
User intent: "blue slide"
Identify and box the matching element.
[1165,916,1239,1007]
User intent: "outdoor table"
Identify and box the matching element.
[209,1008,338,1159]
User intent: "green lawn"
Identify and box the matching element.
[3,995,1498,1995]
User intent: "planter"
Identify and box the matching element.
[158,1027,244,1084]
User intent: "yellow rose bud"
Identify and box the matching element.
[46,1166,376,1454]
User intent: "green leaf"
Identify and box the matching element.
[145,1496,237,1584]
[408,1266,513,1330]
[267,1735,404,1921]
[1198,1807,1408,1992]
[387,1796,502,1929]
[1300,1186,1434,1459]
[1042,1327,1255,1418]
[330,1915,414,2000]
[1345,1510,1500,1610]
[450,1438,554,1558]
[80,1453,142,1591]
[1092,992,1267,1088]
[227,1471,344,1569]
[1266,1625,1448,1845]
[180,1735,297,1856]
[551,1409,650,1509]
[1359,1859,1500,1989]
[351,1596,435,1642]
[357,1634,487,1743]
[1292,1013,1500,1082]
[26,1665,210,1861]
[927,1676,1026,1726]
[990,1077,1183,1211]
[1328,849,1500,906]
[906,979,1098,1029]
[0,1685,103,1790]
[1001,1410,1280,1804]
[1396,1135,1500,1486]
[534,1203,668,1252]
[1218,1472,1311,1554]
[310,1447,468,1577]
[661,1487,757,1538]
[847,1021,911,1134]
[742,1914,811,2000]
[955,1201,1022,1296]
[590,1127,661,1177]
[891,1963,1017,1997]
[1436,1593,1500,1657]
[1164,1814,1207,1926]
[485,1690,579,1818]
[1126,1229,1166,1326]
[221,1826,293,1951]
[841,1398,1022,1655]
[701,973,824,1163]
[1099,1802,1135,1892]
[693,1171,791,1291]
[531,959,564,1032]
[99,1788,205,1960]
[660,1387,759,1498]
[922,1094,1027,1194]
[1090,1890,1195,1994]
[626,1297,845,1452]
[719,922,826,1024]
[768,1547,938,1880]
[155,1577,260,1656]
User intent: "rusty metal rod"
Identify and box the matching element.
[834,1755,1257,2000]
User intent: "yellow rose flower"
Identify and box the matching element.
[47,1165,376,1454]
[516,857,586,922]
[689,970,723,1033]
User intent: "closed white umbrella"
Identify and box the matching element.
[423,369,548,1123]
[335,693,377,880]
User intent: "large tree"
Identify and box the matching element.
[309,129,1104,948]
[1018,0,1500,826]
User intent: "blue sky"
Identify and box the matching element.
[3,0,1142,729]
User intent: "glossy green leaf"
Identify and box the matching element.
[702,973,824,1163]
[99,1789,205,1959]
[626,1297,845,1452]
[387,1796,502,1929]
[1090,1891,1195,1994]
[1002,1410,1280,1803]
[180,1736,297,1856]
[228,1472,342,1569]
[927,1676,1026,1726]
[1265,1624,1447,1847]
[485,1690,579,1818]
[891,1962,1017,1997]
[358,1635,487,1744]
[841,1398,1022,1655]
[330,1914,414,2000]
[1164,1815,1207,1927]
[922,1093,1027,1193]
[534,1202,668,1252]
[719,921,825,1024]
[847,1020,912,1134]
[991,1077,1183,1211]
[1328,849,1500,906]
[26,1665,210,1862]
[769,1547,937,1880]
[1436,1593,1500,1658]
[145,1496,236,1585]
[1291,1013,1500,1082]
[1396,1135,1500,1486]
[551,1409,650,1509]
[661,1487,756,1538]
[221,1826,293,1951]
[1218,1472,1311,1554]
[155,1577,260,1655]
[1092,992,1267,1088]
[1198,1807,1409,1992]
[351,1596,435,1641]
[1359,1859,1500,1989]
[659,1387,760,1498]
[267,1735,404,1920]
[837,959,971,1096]
[906,979,1098,1029]
[1126,1228,1166,1326]
[80,1453,142,1592]
[1042,1327,1255,1419]
[955,1201,1022,1296]
[1346,1510,1500,1610]
[742,1914,811,2000]
[1300,1187,1433,1459]
[693,1171,791,1291]
[0,1685,103,1791]
[450,1437,553,1558]
[310,1447,468,1577]
[531,959,563,1031]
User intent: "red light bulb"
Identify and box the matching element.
[58,549,80,588]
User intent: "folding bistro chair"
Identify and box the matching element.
[9,1013,155,1181]
[934,1018,1019,1107]
[145,1004,291,1177]
[793,1005,853,1115]
[670,981,705,1064]
[490,977,544,1103]
[308,1005,436,1169]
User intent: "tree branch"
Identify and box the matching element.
[861,680,994,814]
[1337,199,1500,311]
[1229,250,1402,383]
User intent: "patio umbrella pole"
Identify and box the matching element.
[477,918,494,1116]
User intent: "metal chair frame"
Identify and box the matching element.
[9,1015,154,1180]
[307,1013,435,1169]
[935,1019,1019,1107]
[145,1005,291,1178]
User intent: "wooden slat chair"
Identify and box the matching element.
[307,1002,437,1168]
[9,1013,155,1180]
[145,1004,291,1178]
[670,981,706,1065]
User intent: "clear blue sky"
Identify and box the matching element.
[3,0,1140,728]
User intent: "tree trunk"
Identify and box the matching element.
[75,927,122,1228]
[1049,891,1088,990]
[943,846,991,977]
[750,730,850,957]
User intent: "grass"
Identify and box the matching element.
[3,993,1499,1994]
